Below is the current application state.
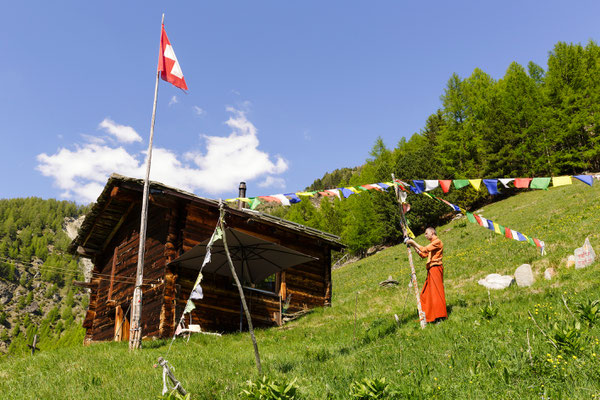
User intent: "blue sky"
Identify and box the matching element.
[1,1,599,204]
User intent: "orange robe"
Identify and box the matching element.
[416,237,447,322]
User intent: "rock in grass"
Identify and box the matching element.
[478,273,514,289]
[544,268,556,280]
[575,238,596,269]
[515,264,534,287]
[379,275,399,287]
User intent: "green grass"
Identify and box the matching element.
[2,181,600,399]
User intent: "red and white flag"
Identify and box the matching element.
[158,24,188,90]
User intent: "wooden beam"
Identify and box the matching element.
[101,202,135,252]
[81,190,118,249]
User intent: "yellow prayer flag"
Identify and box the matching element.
[552,176,572,187]
[469,179,482,191]
[346,187,360,193]
[493,222,501,234]
[296,192,315,197]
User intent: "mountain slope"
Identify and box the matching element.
[1,182,599,399]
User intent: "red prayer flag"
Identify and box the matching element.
[473,214,483,226]
[505,228,513,239]
[158,24,188,90]
[514,178,532,189]
[439,180,452,193]
[258,196,281,203]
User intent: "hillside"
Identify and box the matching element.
[0,198,90,354]
[1,181,599,399]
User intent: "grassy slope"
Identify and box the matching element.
[1,181,600,399]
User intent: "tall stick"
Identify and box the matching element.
[129,14,164,350]
[391,174,427,329]
[219,203,263,375]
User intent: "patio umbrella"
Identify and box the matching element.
[169,228,318,283]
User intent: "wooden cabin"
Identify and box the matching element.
[69,174,343,344]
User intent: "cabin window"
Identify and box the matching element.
[253,273,277,293]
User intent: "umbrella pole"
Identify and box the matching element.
[219,203,263,375]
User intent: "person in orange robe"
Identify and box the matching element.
[406,227,447,323]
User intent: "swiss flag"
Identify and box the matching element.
[158,24,188,90]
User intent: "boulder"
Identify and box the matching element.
[566,255,576,268]
[514,264,534,287]
[478,273,514,290]
[24,301,41,315]
[575,238,596,269]
[379,275,399,287]
[544,268,557,280]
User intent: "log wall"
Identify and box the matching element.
[85,205,168,342]
[83,191,335,340]
[173,202,333,333]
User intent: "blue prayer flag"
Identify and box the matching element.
[574,175,593,186]
[284,193,301,204]
[483,179,500,195]
[413,180,425,193]
[340,188,355,198]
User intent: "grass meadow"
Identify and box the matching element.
[1,180,600,399]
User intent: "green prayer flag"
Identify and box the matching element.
[528,237,536,246]
[466,212,476,224]
[499,225,506,236]
[184,299,196,314]
[530,177,551,190]
[250,197,262,210]
[453,179,470,189]
[211,226,223,243]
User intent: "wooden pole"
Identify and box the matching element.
[391,174,427,329]
[129,13,164,350]
[28,334,39,355]
[219,203,263,375]
[354,292,358,342]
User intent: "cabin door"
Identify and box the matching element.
[114,305,130,342]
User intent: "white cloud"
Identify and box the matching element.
[169,95,178,106]
[193,106,205,116]
[37,109,288,203]
[258,176,286,188]
[36,144,142,202]
[98,118,142,143]
[80,134,106,145]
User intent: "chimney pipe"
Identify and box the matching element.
[238,182,247,210]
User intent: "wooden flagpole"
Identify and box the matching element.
[219,202,263,375]
[129,14,164,350]
[391,174,427,329]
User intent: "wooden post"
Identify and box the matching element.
[129,13,164,350]
[157,357,187,396]
[391,174,427,329]
[354,292,358,342]
[219,203,263,375]
[28,334,40,355]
